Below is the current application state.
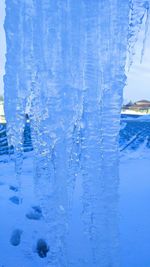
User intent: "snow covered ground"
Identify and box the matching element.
[120,151,150,267]
[0,153,49,267]
[0,117,150,266]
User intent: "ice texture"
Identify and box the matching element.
[128,0,150,67]
[4,1,150,267]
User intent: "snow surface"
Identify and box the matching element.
[120,155,150,267]
[0,147,150,267]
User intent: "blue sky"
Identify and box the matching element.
[0,0,150,103]
[124,23,150,103]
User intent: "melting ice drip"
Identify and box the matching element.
[4,0,150,266]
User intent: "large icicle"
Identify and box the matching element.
[4,1,28,197]
[23,1,84,266]
[79,1,129,266]
[4,1,150,267]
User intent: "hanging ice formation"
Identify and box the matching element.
[4,0,150,266]
[128,0,150,67]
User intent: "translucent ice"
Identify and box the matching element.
[4,1,150,266]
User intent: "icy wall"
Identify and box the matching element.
[4,0,150,266]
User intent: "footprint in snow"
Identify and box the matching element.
[26,206,42,220]
[9,196,21,205]
[36,239,49,258]
[10,229,22,246]
[9,185,18,192]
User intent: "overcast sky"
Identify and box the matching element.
[0,1,150,103]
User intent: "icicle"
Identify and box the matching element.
[24,1,84,265]
[127,0,150,69]
[140,2,150,63]
[79,1,129,266]
[4,0,150,266]
[4,0,28,199]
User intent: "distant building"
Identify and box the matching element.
[122,100,150,115]
[0,101,5,123]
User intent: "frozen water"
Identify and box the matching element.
[3,0,150,266]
